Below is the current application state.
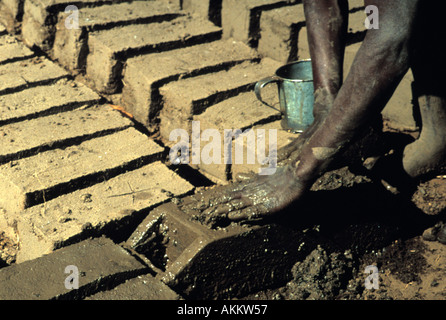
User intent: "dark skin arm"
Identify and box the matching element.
[278,0,348,165]
[188,0,420,227]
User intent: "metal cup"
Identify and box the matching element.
[255,59,314,133]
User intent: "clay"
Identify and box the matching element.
[278,246,355,300]
[0,127,164,214]
[159,58,281,143]
[0,56,68,94]
[0,34,34,64]
[52,0,182,72]
[0,0,444,302]
[122,38,258,125]
[86,15,222,93]
[15,161,193,263]
[0,237,148,300]
[0,79,100,126]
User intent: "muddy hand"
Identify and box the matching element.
[199,165,306,227]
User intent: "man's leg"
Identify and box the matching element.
[402,2,446,179]
[278,0,349,164]
[303,0,349,117]
[294,0,419,183]
[194,0,420,225]
[402,2,446,244]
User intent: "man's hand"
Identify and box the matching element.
[181,165,307,228]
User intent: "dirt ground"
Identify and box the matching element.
[242,152,446,300]
[247,235,445,300]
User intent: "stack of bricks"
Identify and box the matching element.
[14,0,222,96]
[0,236,182,300]
[0,28,194,269]
[0,32,313,299]
[0,25,204,300]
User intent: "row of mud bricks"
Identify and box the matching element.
[0,0,416,300]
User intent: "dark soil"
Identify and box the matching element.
[242,160,446,300]
[0,231,17,266]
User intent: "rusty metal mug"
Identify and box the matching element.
[255,59,314,133]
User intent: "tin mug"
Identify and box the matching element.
[255,59,314,133]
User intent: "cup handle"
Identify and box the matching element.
[254,76,281,112]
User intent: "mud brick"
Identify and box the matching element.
[85,274,181,300]
[382,70,416,130]
[24,0,111,26]
[296,26,311,60]
[0,34,34,64]
[0,56,69,94]
[258,4,305,64]
[21,13,52,50]
[21,0,122,51]
[2,0,23,20]
[182,0,222,26]
[159,58,281,144]
[230,120,297,180]
[0,106,132,165]
[192,91,281,183]
[127,201,312,299]
[0,0,24,33]
[221,0,298,47]
[348,7,367,35]
[0,79,100,126]
[349,0,365,9]
[0,237,148,300]
[86,15,222,94]
[258,3,367,64]
[66,0,180,30]
[52,0,182,73]
[122,39,258,127]
[182,0,212,21]
[0,127,164,215]
[13,161,193,263]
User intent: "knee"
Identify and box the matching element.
[363,3,418,72]
[364,26,412,74]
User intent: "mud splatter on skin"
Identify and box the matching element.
[312,147,339,161]
[181,166,307,228]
